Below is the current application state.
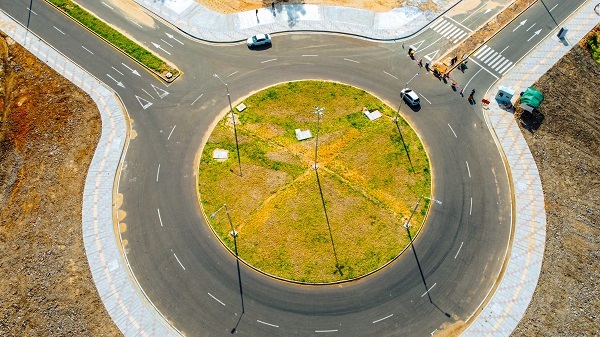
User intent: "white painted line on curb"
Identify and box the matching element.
[383,71,398,80]
[156,164,160,182]
[172,251,186,270]
[373,314,393,323]
[191,93,203,105]
[157,208,163,227]
[168,125,176,140]
[344,58,360,63]
[208,293,225,306]
[53,26,65,35]
[466,161,471,178]
[257,320,279,328]
[421,283,437,297]
[261,58,278,63]
[455,242,464,259]
[448,124,457,138]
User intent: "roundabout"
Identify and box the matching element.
[198,81,431,283]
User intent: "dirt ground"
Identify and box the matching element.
[0,32,121,336]
[510,26,600,336]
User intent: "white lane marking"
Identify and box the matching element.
[142,89,155,99]
[383,71,398,80]
[82,46,94,54]
[151,84,169,99]
[467,58,499,79]
[208,293,226,306]
[499,45,509,54]
[488,54,505,69]
[527,29,542,42]
[111,66,124,76]
[460,0,491,23]
[302,54,318,57]
[418,93,432,104]
[526,23,536,31]
[160,38,174,48]
[27,7,38,15]
[167,125,176,140]
[549,4,558,11]
[135,95,152,109]
[130,20,143,29]
[373,314,393,323]
[172,251,186,270]
[157,208,163,227]
[257,320,279,328]
[156,164,160,181]
[466,161,471,178]
[344,58,360,63]
[421,283,437,297]
[477,47,494,61]
[448,124,457,138]
[102,2,114,10]
[433,20,450,33]
[418,36,443,53]
[53,26,65,35]
[470,197,473,215]
[191,93,203,105]
[454,242,464,259]
[227,71,238,77]
[446,16,473,32]
[261,58,278,63]
[315,330,338,333]
[443,26,460,39]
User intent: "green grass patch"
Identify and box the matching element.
[199,81,431,283]
[47,0,177,76]
[587,33,600,65]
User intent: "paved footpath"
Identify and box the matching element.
[1,0,598,336]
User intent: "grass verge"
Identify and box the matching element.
[47,0,178,78]
[199,81,431,283]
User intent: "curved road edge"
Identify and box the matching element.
[0,11,181,337]
[463,1,597,335]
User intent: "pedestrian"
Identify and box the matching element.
[471,88,476,95]
[272,1,275,10]
[256,9,259,16]
[425,62,430,71]
[418,59,423,67]
[459,88,464,96]
[402,42,405,49]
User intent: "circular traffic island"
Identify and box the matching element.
[198,81,431,283]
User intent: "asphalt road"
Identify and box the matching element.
[0,0,584,335]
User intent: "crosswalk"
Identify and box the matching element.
[429,17,468,43]
[472,45,514,74]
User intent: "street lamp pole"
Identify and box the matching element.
[313,106,325,169]
[213,73,242,177]
[210,204,238,238]
[400,72,419,103]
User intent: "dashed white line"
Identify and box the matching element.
[383,71,398,80]
[228,71,238,77]
[111,67,124,76]
[526,23,536,31]
[257,320,279,328]
[470,197,473,215]
[454,242,464,259]
[208,293,226,306]
[261,58,278,63]
[447,124,457,138]
[418,93,432,104]
[160,39,174,48]
[315,330,338,333]
[191,93,203,105]
[344,58,360,63]
[373,314,393,323]
[466,161,471,178]
[157,208,164,227]
[130,20,143,29]
[172,251,186,270]
[53,26,65,35]
[27,7,38,15]
[302,54,318,57]
[167,125,176,140]
[142,89,155,99]
[549,4,558,11]
[421,283,437,297]
[82,46,94,54]
[156,164,160,182]
[101,2,114,10]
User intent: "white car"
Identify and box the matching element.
[400,88,420,106]
[247,34,271,48]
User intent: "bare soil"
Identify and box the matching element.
[510,25,600,336]
[0,32,121,336]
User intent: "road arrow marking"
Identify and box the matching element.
[526,23,536,31]
[423,49,439,61]
[106,74,125,88]
[484,8,491,14]
[151,42,171,55]
[165,32,184,45]
[152,84,169,99]
[135,95,153,110]
[410,40,425,51]
[121,63,141,76]
[527,29,542,41]
[513,19,527,32]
